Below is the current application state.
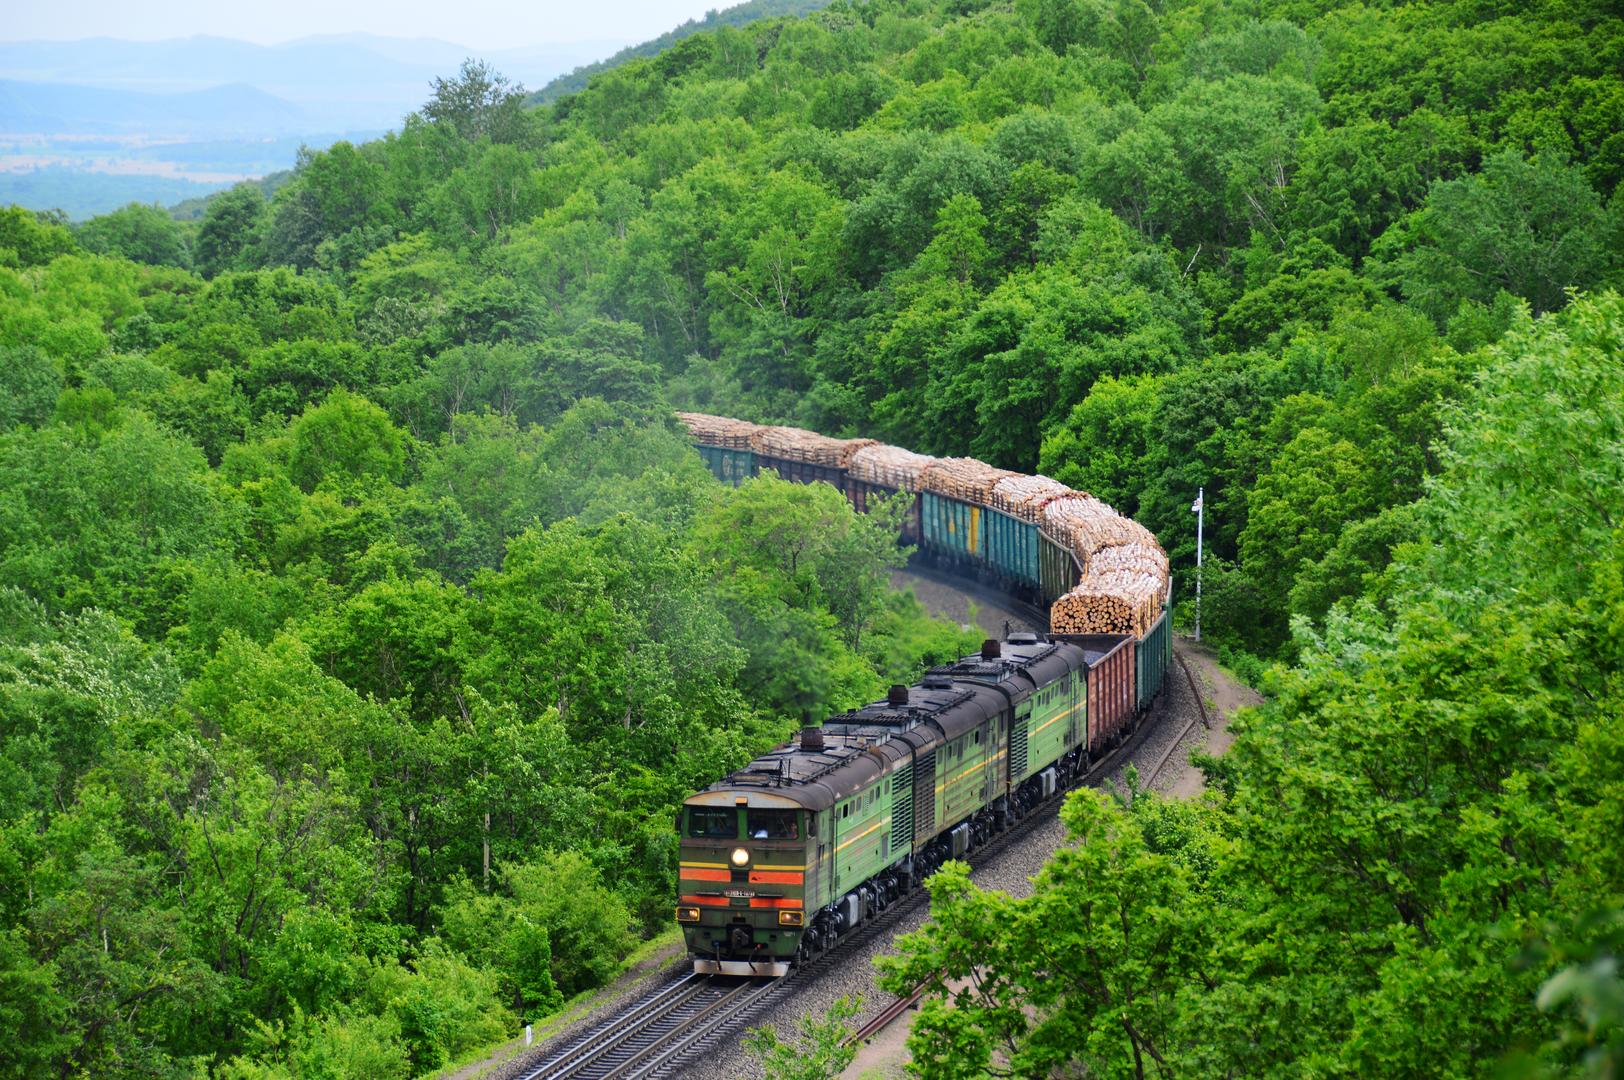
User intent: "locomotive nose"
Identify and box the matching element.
[729,924,752,953]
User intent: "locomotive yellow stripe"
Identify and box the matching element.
[755,863,805,871]
[835,817,889,853]
[679,861,729,869]
[1029,701,1082,739]
[934,750,1008,794]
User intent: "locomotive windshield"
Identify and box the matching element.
[747,809,799,839]
[686,807,736,838]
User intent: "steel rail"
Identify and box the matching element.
[516,974,708,1080]
[616,980,774,1080]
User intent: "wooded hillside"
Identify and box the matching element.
[2,0,1621,1073]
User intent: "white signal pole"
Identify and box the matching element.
[1192,488,1204,643]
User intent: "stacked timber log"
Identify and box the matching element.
[751,424,877,467]
[1041,495,1170,633]
[1043,496,1151,565]
[1089,543,1172,606]
[677,412,1174,637]
[922,457,1017,502]
[675,412,757,449]
[1050,575,1164,637]
[850,444,939,492]
[1090,541,1171,582]
[990,474,1072,523]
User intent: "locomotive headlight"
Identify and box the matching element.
[730,847,750,867]
[675,906,701,923]
[777,910,804,927]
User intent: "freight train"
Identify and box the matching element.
[674,415,1174,975]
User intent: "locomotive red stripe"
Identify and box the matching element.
[748,870,803,884]
[679,868,732,882]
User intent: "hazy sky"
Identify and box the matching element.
[6,0,726,50]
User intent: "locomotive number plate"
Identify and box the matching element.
[724,888,755,898]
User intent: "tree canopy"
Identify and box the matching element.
[4,0,1622,1071]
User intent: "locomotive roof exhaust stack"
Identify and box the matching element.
[800,725,825,752]
[887,684,910,708]
[981,638,1002,660]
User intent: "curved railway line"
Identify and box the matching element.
[506,419,1188,1080]
[509,668,1172,1080]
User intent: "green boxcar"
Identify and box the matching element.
[695,445,756,485]
[1135,606,1172,708]
[921,492,984,566]
[1039,529,1081,605]
[984,508,1039,588]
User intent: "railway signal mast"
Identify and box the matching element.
[1192,488,1204,642]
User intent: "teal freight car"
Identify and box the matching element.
[983,507,1039,590]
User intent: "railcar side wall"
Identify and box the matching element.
[1086,638,1136,748]
[1038,529,1082,606]
[984,507,1039,588]
[755,454,848,492]
[920,491,982,564]
[847,478,923,543]
[697,445,756,485]
[1136,609,1172,708]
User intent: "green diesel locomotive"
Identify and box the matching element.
[677,631,1156,975]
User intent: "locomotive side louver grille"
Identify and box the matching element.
[891,764,914,850]
[1010,716,1029,778]
[913,750,936,840]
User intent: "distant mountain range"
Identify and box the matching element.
[0,32,621,217]
[0,79,309,136]
[0,34,622,130]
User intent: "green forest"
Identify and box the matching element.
[2,0,1621,1074]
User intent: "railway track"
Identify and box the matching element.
[516,974,774,1080]
[510,676,1170,1080]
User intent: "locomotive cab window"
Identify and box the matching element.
[687,807,736,839]
[747,809,799,839]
